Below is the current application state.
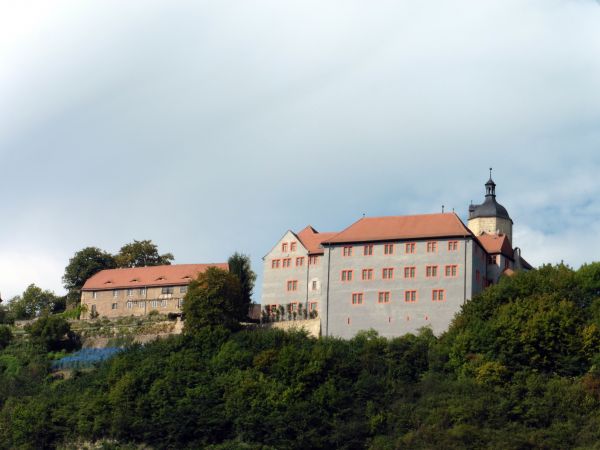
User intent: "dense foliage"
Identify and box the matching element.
[1,263,600,449]
[228,252,257,308]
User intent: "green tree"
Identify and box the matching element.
[115,239,174,268]
[228,252,257,313]
[8,285,62,320]
[63,247,116,307]
[183,267,244,332]
[0,325,12,350]
[25,315,80,352]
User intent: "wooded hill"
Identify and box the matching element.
[1,263,600,449]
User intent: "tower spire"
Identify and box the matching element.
[485,167,496,197]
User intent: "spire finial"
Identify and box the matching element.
[489,167,492,179]
[442,205,445,213]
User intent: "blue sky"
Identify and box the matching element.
[1,0,599,300]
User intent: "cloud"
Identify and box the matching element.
[0,0,599,300]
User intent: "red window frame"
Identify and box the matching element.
[432,289,446,302]
[404,266,416,278]
[448,241,459,251]
[341,270,354,282]
[309,301,318,312]
[444,265,458,277]
[309,256,319,265]
[282,258,291,268]
[290,242,297,252]
[361,268,374,281]
[384,243,394,255]
[282,242,289,252]
[405,242,416,254]
[378,291,390,304]
[363,244,373,256]
[404,290,417,303]
[425,265,438,278]
[342,246,353,257]
[382,267,394,280]
[286,280,298,291]
[271,259,281,269]
[296,257,304,267]
[426,241,438,253]
[351,292,364,305]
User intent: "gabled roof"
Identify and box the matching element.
[477,233,514,258]
[296,225,338,255]
[322,213,472,245]
[82,263,229,291]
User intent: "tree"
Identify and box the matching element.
[63,247,116,306]
[183,267,244,332]
[228,253,256,314]
[8,285,62,320]
[0,325,12,350]
[25,315,81,352]
[115,239,174,268]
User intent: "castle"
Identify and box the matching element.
[261,173,531,338]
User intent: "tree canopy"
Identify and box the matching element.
[228,252,257,307]
[8,284,64,320]
[114,239,174,268]
[183,267,245,332]
[63,247,117,293]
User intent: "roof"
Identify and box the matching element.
[477,233,514,258]
[82,263,229,291]
[470,196,512,221]
[322,213,472,245]
[296,226,338,255]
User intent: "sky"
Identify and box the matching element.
[1,0,599,301]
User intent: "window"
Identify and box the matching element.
[126,301,133,309]
[432,289,445,302]
[180,286,188,294]
[282,258,291,268]
[161,299,167,307]
[404,290,417,302]
[382,268,394,279]
[343,246,353,257]
[405,242,416,254]
[444,265,458,277]
[151,300,159,308]
[127,288,133,297]
[311,280,318,291]
[289,302,298,312]
[488,255,498,264]
[404,266,416,278]
[290,242,297,252]
[309,256,319,265]
[341,270,353,282]
[271,259,281,269]
[361,269,373,280]
[287,280,298,291]
[448,241,458,251]
[309,301,318,312]
[363,244,373,256]
[138,301,146,308]
[177,299,184,308]
[139,288,146,296]
[92,291,97,299]
[351,293,364,305]
[161,287,174,295]
[426,241,438,252]
[378,291,390,303]
[111,303,118,310]
[113,290,119,298]
[282,242,289,252]
[384,243,394,255]
[296,257,304,266]
[426,265,438,278]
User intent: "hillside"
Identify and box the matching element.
[1,263,600,449]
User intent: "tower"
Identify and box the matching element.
[467,169,513,243]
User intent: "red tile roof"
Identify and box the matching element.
[322,213,472,245]
[82,263,229,291]
[296,226,338,255]
[477,233,514,258]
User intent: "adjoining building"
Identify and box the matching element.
[261,174,531,338]
[80,263,228,319]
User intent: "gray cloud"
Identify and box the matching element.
[1,0,599,299]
